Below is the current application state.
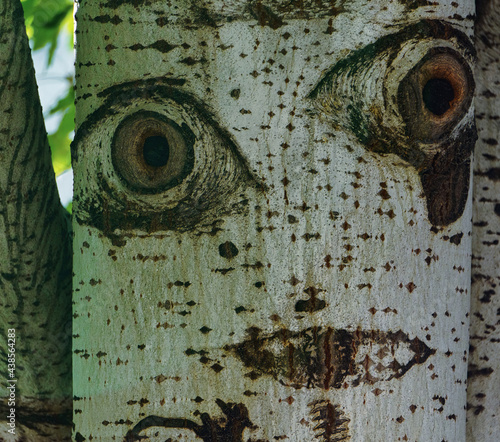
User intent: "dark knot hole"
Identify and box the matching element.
[422,78,455,116]
[143,135,170,167]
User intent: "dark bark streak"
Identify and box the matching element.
[0,399,72,428]
[475,0,493,26]
[99,0,348,22]
[124,400,252,441]
[248,2,287,29]
[420,125,477,226]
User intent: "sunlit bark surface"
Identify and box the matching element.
[72,0,476,440]
[0,0,72,440]
[467,0,500,440]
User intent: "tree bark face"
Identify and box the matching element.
[73,1,476,440]
[467,0,500,439]
[0,1,72,440]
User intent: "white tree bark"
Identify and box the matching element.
[0,1,72,440]
[466,0,500,440]
[72,1,476,440]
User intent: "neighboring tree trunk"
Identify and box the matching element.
[466,0,500,440]
[72,1,478,441]
[0,0,72,440]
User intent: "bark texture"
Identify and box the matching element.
[0,0,72,440]
[467,0,500,439]
[73,1,476,440]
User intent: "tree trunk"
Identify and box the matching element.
[466,0,500,440]
[0,1,72,440]
[71,1,478,440]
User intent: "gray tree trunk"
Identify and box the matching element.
[466,0,500,440]
[71,1,477,441]
[0,0,72,440]
[4,0,498,441]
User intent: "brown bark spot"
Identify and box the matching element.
[341,221,351,230]
[378,189,391,199]
[405,282,416,293]
[295,287,327,313]
[219,241,239,259]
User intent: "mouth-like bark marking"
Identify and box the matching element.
[222,327,435,389]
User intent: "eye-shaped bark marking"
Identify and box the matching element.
[398,47,476,226]
[398,48,473,141]
[72,78,263,238]
[308,20,477,226]
[123,399,252,442]
[112,111,195,192]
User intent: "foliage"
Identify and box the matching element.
[48,87,75,175]
[22,0,74,177]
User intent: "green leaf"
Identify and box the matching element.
[41,6,72,29]
[48,105,74,176]
[21,0,73,66]
[49,86,74,115]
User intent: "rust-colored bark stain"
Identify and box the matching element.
[214,327,435,389]
[123,399,252,441]
[309,400,350,441]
